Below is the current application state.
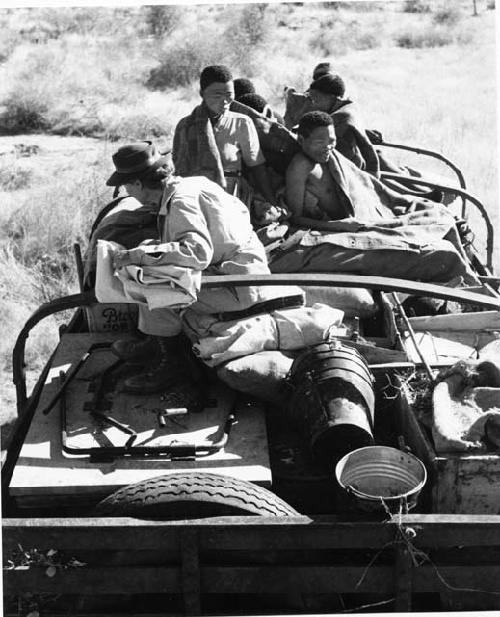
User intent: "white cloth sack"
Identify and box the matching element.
[95,239,200,309]
[193,303,344,366]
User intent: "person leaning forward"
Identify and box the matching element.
[102,141,304,393]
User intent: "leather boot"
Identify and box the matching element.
[111,335,160,364]
[122,335,190,394]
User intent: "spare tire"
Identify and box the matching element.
[94,472,299,518]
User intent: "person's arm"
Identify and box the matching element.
[285,156,310,220]
[239,117,277,203]
[113,191,214,271]
[351,125,380,178]
[248,163,276,204]
[172,118,188,175]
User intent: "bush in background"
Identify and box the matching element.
[403,0,431,12]
[432,5,462,25]
[0,160,32,190]
[310,14,384,56]
[141,5,182,38]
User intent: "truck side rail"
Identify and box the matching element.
[3,515,500,614]
[376,141,467,190]
[11,279,500,413]
[11,278,500,412]
[379,171,494,271]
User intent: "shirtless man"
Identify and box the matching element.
[267,111,479,285]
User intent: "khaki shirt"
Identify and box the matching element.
[126,175,302,314]
[212,110,265,174]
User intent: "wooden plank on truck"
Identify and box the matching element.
[9,333,271,510]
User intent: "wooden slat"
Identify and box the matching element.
[4,516,500,554]
[4,567,180,594]
[5,563,500,596]
[180,529,201,616]
[394,543,413,611]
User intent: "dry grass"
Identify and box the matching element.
[0,1,498,432]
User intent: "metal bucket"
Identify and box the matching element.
[288,341,375,465]
[335,446,427,512]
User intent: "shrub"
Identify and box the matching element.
[432,6,462,25]
[146,25,229,90]
[0,161,32,191]
[403,0,431,12]
[233,4,272,47]
[310,17,383,56]
[396,25,454,48]
[141,5,182,38]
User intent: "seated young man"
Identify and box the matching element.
[307,73,380,177]
[253,112,478,286]
[238,92,285,126]
[172,64,276,204]
[283,61,334,130]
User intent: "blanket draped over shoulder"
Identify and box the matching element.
[172,104,226,188]
[231,100,301,175]
[325,151,456,241]
[173,101,301,182]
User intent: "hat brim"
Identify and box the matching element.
[106,154,171,187]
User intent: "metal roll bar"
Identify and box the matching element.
[380,172,494,271]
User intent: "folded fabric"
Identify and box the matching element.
[192,303,344,367]
[95,239,200,310]
[432,356,500,452]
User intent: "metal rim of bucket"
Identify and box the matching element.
[335,445,428,502]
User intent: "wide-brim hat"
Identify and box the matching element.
[106,141,171,186]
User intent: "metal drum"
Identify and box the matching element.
[288,341,375,465]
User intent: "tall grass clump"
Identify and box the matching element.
[396,25,454,48]
[0,159,32,191]
[0,33,157,136]
[309,13,384,56]
[141,5,182,38]
[432,5,462,25]
[403,0,431,12]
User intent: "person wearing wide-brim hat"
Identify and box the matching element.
[83,141,164,291]
[97,140,303,395]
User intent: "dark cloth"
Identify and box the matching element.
[83,196,158,288]
[329,99,379,176]
[323,151,443,222]
[230,100,301,175]
[269,238,471,284]
[172,104,226,187]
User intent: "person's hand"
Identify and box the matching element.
[252,199,290,226]
[256,222,289,245]
[113,249,133,270]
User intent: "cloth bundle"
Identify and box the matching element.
[432,340,500,452]
[192,303,345,366]
[95,240,200,310]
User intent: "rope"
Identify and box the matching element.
[353,499,500,597]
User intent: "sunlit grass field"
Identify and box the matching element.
[0,1,498,434]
